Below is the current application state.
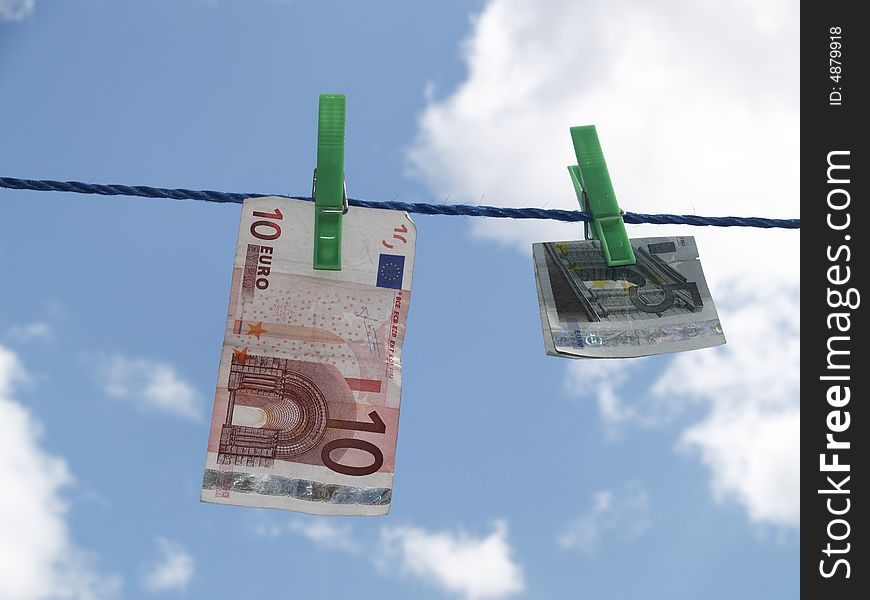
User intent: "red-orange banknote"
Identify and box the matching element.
[201,197,416,515]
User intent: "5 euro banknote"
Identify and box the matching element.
[533,236,725,358]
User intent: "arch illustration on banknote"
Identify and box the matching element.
[218,353,332,466]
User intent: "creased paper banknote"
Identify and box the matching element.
[201,197,415,515]
[533,236,725,358]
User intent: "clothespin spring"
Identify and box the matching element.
[312,170,348,215]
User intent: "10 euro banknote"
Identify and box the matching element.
[533,236,725,358]
[201,197,415,515]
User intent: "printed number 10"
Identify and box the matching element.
[322,411,386,476]
[250,208,283,241]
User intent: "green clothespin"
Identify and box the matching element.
[568,125,636,266]
[312,94,347,270]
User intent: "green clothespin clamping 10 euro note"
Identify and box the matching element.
[568,125,636,267]
[312,94,348,270]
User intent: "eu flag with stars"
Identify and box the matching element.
[376,254,405,290]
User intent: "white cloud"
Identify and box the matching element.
[0,345,122,600]
[381,521,524,600]
[564,285,801,528]
[7,321,54,342]
[259,517,524,600]
[683,406,799,526]
[410,0,799,528]
[255,518,361,554]
[563,356,682,432]
[96,355,202,421]
[142,538,195,593]
[664,285,801,527]
[0,0,34,21]
[558,482,651,554]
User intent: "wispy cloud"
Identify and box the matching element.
[96,355,203,421]
[563,358,681,432]
[142,538,195,593]
[381,521,524,600]
[256,517,524,600]
[0,344,122,599]
[254,518,361,554]
[558,482,651,554]
[0,0,34,22]
[6,321,53,343]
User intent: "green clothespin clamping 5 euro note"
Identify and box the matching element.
[568,125,636,267]
[312,94,348,270]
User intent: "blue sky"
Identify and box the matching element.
[1,1,799,599]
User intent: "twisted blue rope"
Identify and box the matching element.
[0,177,800,229]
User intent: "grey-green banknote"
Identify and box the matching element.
[533,236,726,358]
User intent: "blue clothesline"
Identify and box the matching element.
[0,177,800,229]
